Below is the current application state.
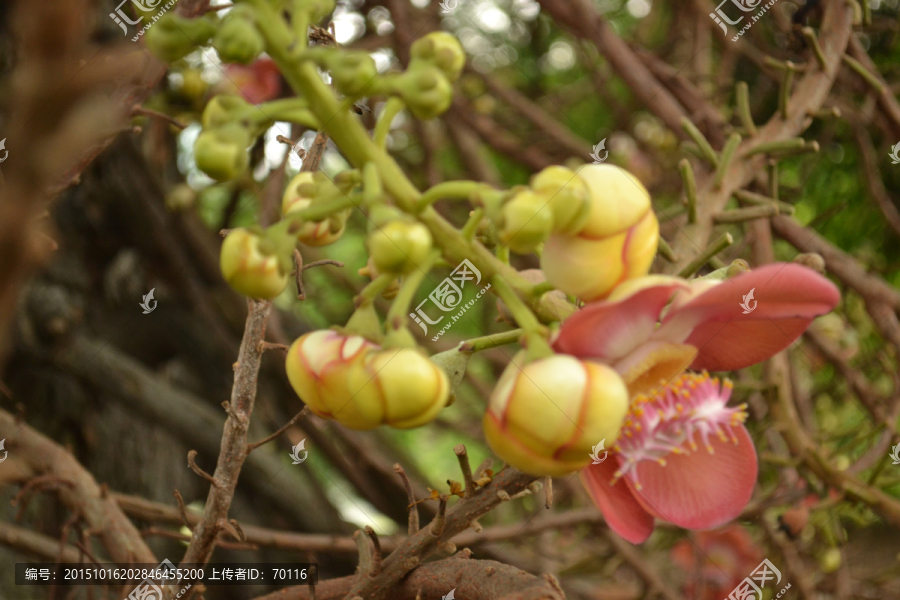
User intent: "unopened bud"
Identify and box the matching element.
[194,124,252,181]
[530,166,591,235]
[483,354,629,477]
[213,9,265,65]
[497,190,553,254]
[541,164,658,301]
[220,229,289,298]
[282,172,350,246]
[410,32,466,83]
[367,220,433,275]
[145,14,217,63]
[394,67,452,120]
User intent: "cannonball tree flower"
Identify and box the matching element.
[551,263,840,543]
[286,330,450,430]
[282,172,350,247]
[483,354,629,477]
[541,164,659,302]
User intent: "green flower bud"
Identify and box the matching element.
[145,14,217,63]
[367,220,433,275]
[194,124,251,181]
[497,190,553,254]
[410,32,466,83]
[220,229,289,299]
[201,95,252,129]
[281,172,351,246]
[530,166,591,235]
[213,9,265,65]
[394,67,452,120]
[328,51,378,98]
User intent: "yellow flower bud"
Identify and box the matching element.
[202,95,251,129]
[220,229,289,298]
[282,173,350,246]
[367,220,433,275]
[286,332,449,430]
[327,51,379,98]
[484,354,629,477]
[530,166,591,235]
[145,14,217,63]
[540,164,658,301]
[194,124,251,181]
[497,190,553,254]
[410,32,466,82]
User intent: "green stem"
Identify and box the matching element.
[491,277,553,362]
[374,97,405,150]
[735,82,757,136]
[363,162,382,206]
[356,273,396,305]
[461,208,484,241]
[678,159,698,224]
[459,329,523,354]
[416,181,486,212]
[680,117,718,168]
[385,250,441,334]
[714,133,742,189]
[284,192,361,225]
[678,232,734,278]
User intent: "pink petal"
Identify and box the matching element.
[581,457,655,543]
[555,281,688,361]
[624,425,758,530]
[655,264,839,371]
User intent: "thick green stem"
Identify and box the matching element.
[384,251,441,344]
[416,181,486,212]
[459,329,523,354]
[283,192,361,225]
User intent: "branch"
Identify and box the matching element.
[0,520,90,564]
[178,299,271,569]
[0,409,156,563]
[251,557,563,600]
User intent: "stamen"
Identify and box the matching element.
[608,371,747,489]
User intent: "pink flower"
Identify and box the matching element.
[553,263,840,543]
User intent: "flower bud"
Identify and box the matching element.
[220,228,289,298]
[213,9,265,65]
[286,332,448,430]
[282,172,350,246]
[530,166,591,235]
[194,124,251,181]
[145,14,217,63]
[483,354,629,477]
[367,220,433,275]
[540,164,658,301]
[395,67,452,120]
[201,95,252,129]
[327,51,378,98]
[497,190,554,254]
[410,32,466,82]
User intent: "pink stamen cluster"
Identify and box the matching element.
[611,372,748,490]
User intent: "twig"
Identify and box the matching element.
[246,407,310,453]
[713,205,780,223]
[186,450,217,487]
[431,495,448,537]
[735,81,757,135]
[364,527,382,577]
[681,117,719,167]
[544,477,553,510]
[173,490,193,530]
[453,445,476,498]
[677,233,733,278]
[394,464,420,535]
[302,259,345,271]
[131,105,187,129]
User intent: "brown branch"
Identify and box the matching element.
[342,468,537,600]
[131,105,187,130]
[0,409,156,563]
[251,557,563,600]
[393,464,419,535]
[603,528,680,600]
[0,520,87,563]
[177,299,272,571]
[852,126,900,237]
